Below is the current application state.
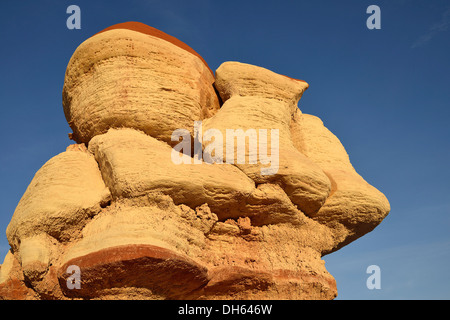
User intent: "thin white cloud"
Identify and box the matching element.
[412,7,450,48]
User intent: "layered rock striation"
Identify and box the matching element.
[0,22,390,300]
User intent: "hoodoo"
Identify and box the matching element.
[0,22,390,300]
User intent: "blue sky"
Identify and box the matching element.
[0,0,449,299]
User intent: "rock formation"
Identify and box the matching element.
[0,22,390,300]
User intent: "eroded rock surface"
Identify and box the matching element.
[0,22,390,300]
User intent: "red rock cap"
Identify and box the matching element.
[93,21,213,75]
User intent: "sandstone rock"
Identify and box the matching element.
[0,251,38,299]
[195,220,337,300]
[56,197,212,299]
[204,62,332,215]
[60,197,212,264]
[213,61,308,103]
[0,22,390,300]
[290,113,390,251]
[18,234,53,282]
[62,22,220,146]
[6,148,111,250]
[87,127,256,220]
